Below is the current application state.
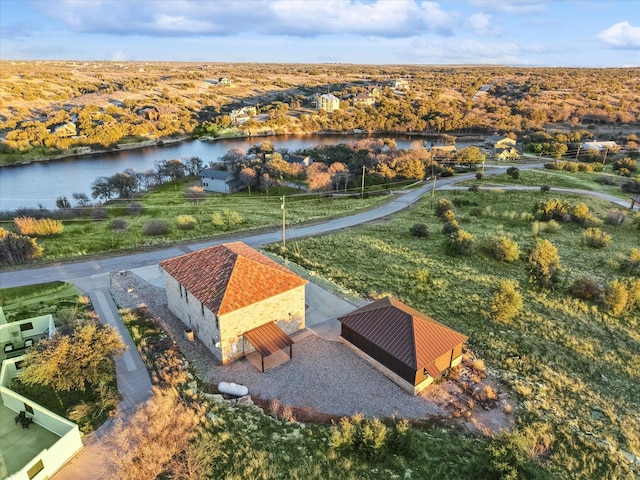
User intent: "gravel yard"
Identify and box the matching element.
[109,270,513,431]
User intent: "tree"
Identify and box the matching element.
[109,172,138,198]
[72,192,91,207]
[239,167,257,194]
[184,156,204,176]
[457,147,486,167]
[91,176,114,201]
[19,320,126,392]
[219,148,247,173]
[488,280,523,323]
[306,163,332,192]
[528,238,561,287]
[56,196,71,209]
[156,159,186,183]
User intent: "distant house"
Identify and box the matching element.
[218,77,232,86]
[159,242,308,369]
[582,141,618,152]
[230,106,257,124]
[337,297,468,395]
[353,92,376,107]
[199,168,243,193]
[430,145,457,162]
[393,79,409,91]
[138,107,159,121]
[484,135,519,159]
[472,84,493,101]
[316,93,340,112]
[50,122,77,138]
[284,154,313,167]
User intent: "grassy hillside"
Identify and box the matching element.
[267,189,640,478]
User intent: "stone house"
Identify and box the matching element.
[159,242,308,367]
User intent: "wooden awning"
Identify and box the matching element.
[243,322,294,372]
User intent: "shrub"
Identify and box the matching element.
[475,172,484,181]
[0,228,44,264]
[624,248,640,273]
[602,279,629,315]
[528,238,561,287]
[507,166,520,179]
[540,185,551,193]
[91,208,108,220]
[211,208,244,231]
[613,157,637,173]
[489,234,520,262]
[448,229,474,255]
[583,227,611,248]
[598,175,618,186]
[534,199,568,221]
[621,178,640,193]
[14,216,64,236]
[468,184,480,192]
[442,219,460,235]
[435,198,455,218]
[176,215,197,230]
[409,223,429,238]
[109,219,129,231]
[442,209,457,222]
[571,203,600,226]
[488,279,523,323]
[605,209,627,226]
[143,220,169,236]
[569,277,602,301]
[127,202,144,215]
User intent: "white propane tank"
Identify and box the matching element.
[218,381,248,396]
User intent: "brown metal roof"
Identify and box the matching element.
[244,322,294,357]
[337,297,467,371]
[159,242,307,316]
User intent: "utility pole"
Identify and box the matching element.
[361,164,365,198]
[280,195,286,247]
[431,161,436,209]
[575,145,581,160]
[602,147,608,165]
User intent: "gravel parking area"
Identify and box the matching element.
[109,270,457,421]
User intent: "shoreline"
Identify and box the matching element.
[0,129,486,167]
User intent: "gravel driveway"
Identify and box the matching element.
[109,270,448,420]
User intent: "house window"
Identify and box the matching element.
[24,403,34,415]
[179,284,183,298]
[185,291,189,304]
[20,322,34,332]
[201,302,205,316]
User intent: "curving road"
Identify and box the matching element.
[0,161,635,290]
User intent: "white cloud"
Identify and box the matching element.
[468,1,546,15]
[33,0,462,38]
[597,21,640,49]
[467,12,499,36]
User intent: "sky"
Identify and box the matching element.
[0,0,639,67]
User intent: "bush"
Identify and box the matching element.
[435,198,455,218]
[507,166,520,179]
[540,185,551,193]
[569,277,602,301]
[0,227,43,264]
[624,248,640,273]
[602,279,629,315]
[409,223,429,238]
[211,208,244,231]
[621,178,640,193]
[488,279,523,323]
[442,219,460,235]
[448,229,474,255]
[143,220,169,236]
[475,172,484,181]
[534,199,568,221]
[127,202,144,215]
[468,184,480,192]
[528,238,561,287]
[598,175,618,186]
[91,208,108,220]
[605,209,627,226]
[613,157,638,173]
[571,203,600,226]
[109,219,129,231]
[176,215,197,230]
[14,216,64,236]
[489,234,520,262]
[583,227,611,248]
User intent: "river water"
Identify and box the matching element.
[0,134,474,211]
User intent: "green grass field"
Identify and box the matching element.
[266,189,640,479]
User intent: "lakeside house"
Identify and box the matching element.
[316,93,340,112]
[199,168,243,194]
[484,135,519,160]
[337,297,467,395]
[159,242,308,370]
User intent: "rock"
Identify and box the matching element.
[236,395,254,406]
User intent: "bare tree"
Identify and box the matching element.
[239,167,257,194]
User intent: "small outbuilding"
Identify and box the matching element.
[337,297,467,395]
[159,242,308,370]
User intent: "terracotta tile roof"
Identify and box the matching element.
[244,322,293,357]
[159,242,307,315]
[337,297,467,373]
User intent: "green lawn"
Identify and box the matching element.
[266,189,640,479]
[0,179,390,263]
